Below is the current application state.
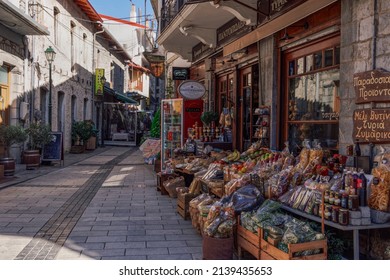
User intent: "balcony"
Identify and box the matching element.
[157,0,258,60]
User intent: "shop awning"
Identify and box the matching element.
[126,91,148,102]
[0,0,49,35]
[104,86,138,104]
[223,0,338,56]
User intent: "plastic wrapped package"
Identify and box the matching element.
[329,173,343,191]
[223,184,264,214]
[270,167,292,198]
[278,188,295,205]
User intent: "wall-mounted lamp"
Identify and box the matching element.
[280,22,309,42]
[226,54,238,63]
[44,46,56,129]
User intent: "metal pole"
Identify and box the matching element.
[101,97,105,147]
[48,62,52,129]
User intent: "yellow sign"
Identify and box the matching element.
[95,68,105,95]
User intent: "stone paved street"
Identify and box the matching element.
[0,147,202,260]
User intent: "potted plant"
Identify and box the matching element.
[24,122,52,169]
[201,111,219,127]
[0,124,28,176]
[71,120,94,153]
[84,120,97,150]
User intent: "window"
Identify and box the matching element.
[53,7,60,45]
[71,95,77,122]
[40,87,48,124]
[83,98,88,120]
[284,37,340,152]
[0,66,10,125]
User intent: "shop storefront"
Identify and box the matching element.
[153,0,390,260]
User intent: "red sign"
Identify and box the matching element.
[183,99,203,142]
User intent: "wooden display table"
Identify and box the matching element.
[280,205,390,260]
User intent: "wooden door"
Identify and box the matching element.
[238,67,252,151]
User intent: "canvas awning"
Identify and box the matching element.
[104,86,138,104]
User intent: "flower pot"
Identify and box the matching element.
[86,136,96,150]
[23,150,41,170]
[0,157,16,177]
[70,145,85,154]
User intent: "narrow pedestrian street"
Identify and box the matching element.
[0,147,202,260]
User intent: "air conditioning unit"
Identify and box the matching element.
[19,101,29,121]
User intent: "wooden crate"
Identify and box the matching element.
[237,222,262,260]
[259,228,328,260]
[237,217,327,260]
[177,193,197,220]
[156,172,179,195]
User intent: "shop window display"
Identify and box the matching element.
[286,44,340,153]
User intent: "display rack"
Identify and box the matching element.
[252,106,270,147]
[161,98,183,171]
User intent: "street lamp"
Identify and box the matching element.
[100,75,106,147]
[44,46,56,129]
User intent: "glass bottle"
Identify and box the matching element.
[355,140,361,156]
[358,171,367,207]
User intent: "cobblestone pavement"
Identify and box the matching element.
[0,147,202,260]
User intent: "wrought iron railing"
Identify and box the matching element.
[160,0,188,32]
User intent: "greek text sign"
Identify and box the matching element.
[354,69,390,103]
[178,80,206,100]
[353,108,390,143]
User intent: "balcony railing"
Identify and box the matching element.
[160,0,188,32]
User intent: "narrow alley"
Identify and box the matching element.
[0,147,202,260]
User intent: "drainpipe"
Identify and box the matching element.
[372,0,378,70]
[92,25,105,123]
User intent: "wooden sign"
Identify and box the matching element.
[354,69,390,103]
[353,108,390,143]
[42,132,63,161]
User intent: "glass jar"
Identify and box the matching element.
[348,194,359,211]
[312,200,320,216]
[329,191,335,205]
[334,193,341,206]
[341,193,348,209]
[339,209,349,225]
[324,190,330,204]
[332,206,340,223]
[324,205,332,220]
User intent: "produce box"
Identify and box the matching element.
[156,172,179,195]
[237,222,262,260]
[259,228,327,260]
[177,193,197,220]
[237,217,327,260]
[164,176,185,198]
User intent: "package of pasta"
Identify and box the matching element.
[298,141,311,169]
[309,145,324,163]
[369,181,390,212]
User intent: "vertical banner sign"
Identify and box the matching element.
[95,68,105,95]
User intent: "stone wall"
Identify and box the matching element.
[339,0,389,157]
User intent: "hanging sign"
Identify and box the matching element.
[178,80,206,100]
[95,68,105,95]
[353,108,390,143]
[354,69,390,104]
[172,67,189,80]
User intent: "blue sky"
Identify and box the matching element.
[89,0,153,21]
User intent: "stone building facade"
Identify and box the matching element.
[1,0,135,158]
[155,0,390,158]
